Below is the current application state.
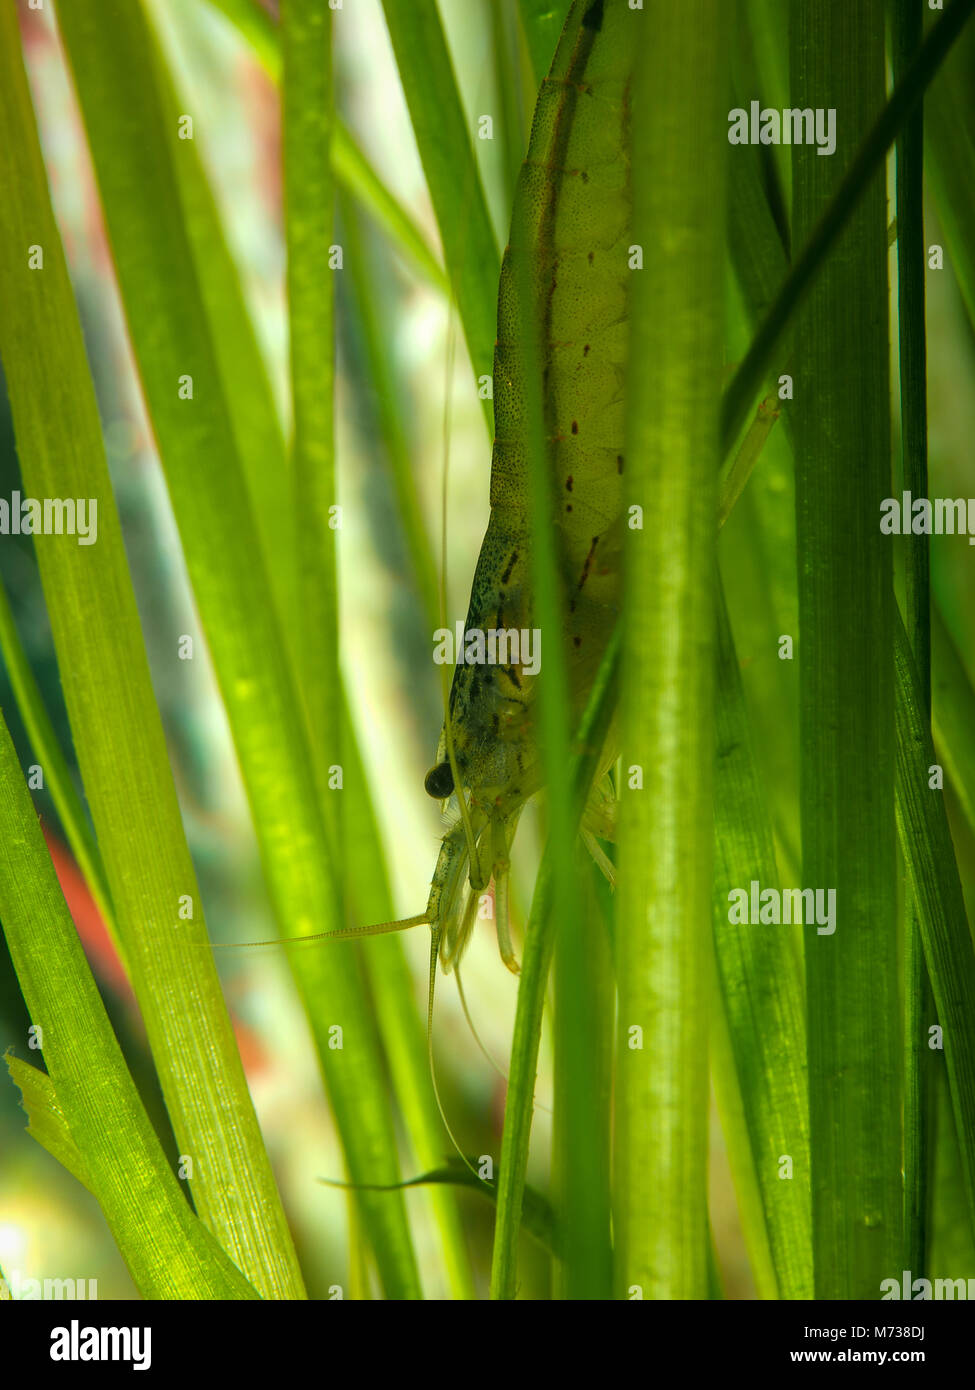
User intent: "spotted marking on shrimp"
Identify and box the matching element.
[576,535,600,593]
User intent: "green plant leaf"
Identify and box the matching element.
[790,0,901,1297]
[0,718,258,1300]
[337,693,476,1300]
[150,14,298,649]
[53,0,420,1299]
[176,0,461,1299]
[331,122,450,294]
[894,621,975,1238]
[925,8,975,330]
[379,0,500,431]
[6,1056,91,1194]
[338,192,440,629]
[324,1159,561,1258]
[517,0,572,86]
[615,0,727,1300]
[932,611,975,837]
[728,2,975,1289]
[490,626,619,1300]
[0,0,303,1300]
[711,588,812,1300]
[723,0,975,453]
[204,0,449,293]
[892,0,935,1281]
[0,578,115,949]
[282,0,340,818]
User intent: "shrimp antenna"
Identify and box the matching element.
[454,963,508,1084]
[206,915,429,951]
[208,919,489,1177]
[425,926,483,1182]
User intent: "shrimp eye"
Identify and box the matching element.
[424,761,454,799]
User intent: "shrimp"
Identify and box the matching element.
[402,0,633,978]
[212,1,633,998]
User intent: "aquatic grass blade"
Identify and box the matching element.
[338,693,477,1300]
[0,713,259,1300]
[616,0,727,1300]
[892,0,935,1280]
[379,0,500,432]
[924,10,975,329]
[711,587,812,1299]
[0,1,304,1299]
[205,0,449,293]
[491,629,620,1299]
[932,612,975,836]
[282,0,340,822]
[517,0,572,87]
[895,622,975,1238]
[54,0,421,1299]
[0,577,115,949]
[150,7,297,649]
[723,0,975,453]
[790,0,901,1298]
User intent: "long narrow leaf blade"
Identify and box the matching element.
[723,0,975,453]
[282,0,340,811]
[712,587,812,1299]
[790,0,901,1297]
[0,716,258,1300]
[0,0,304,1300]
[54,0,420,1299]
[206,0,449,292]
[616,0,727,1300]
[0,578,114,943]
[518,0,572,86]
[895,622,975,1235]
[379,0,500,428]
